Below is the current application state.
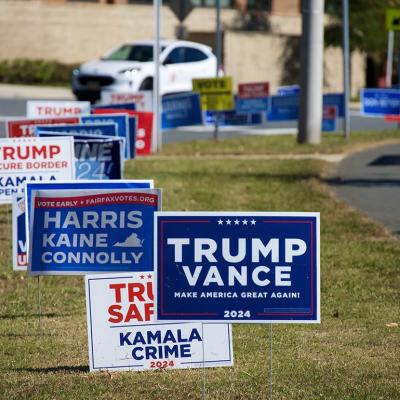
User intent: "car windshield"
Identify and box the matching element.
[102,44,165,62]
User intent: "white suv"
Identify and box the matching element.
[72,40,217,102]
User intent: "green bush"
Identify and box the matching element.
[0,59,80,86]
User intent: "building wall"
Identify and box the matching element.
[0,0,364,95]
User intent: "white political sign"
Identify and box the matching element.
[85,272,233,372]
[0,137,75,204]
[101,91,153,111]
[26,101,91,118]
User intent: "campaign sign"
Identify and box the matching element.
[24,180,154,245]
[27,101,90,118]
[81,115,130,159]
[161,93,203,129]
[323,93,345,118]
[28,188,161,276]
[101,91,153,111]
[277,85,300,96]
[35,123,118,138]
[12,195,27,271]
[6,117,79,138]
[322,106,337,132]
[92,109,151,157]
[85,272,233,372]
[75,138,124,180]
[0,137,75,204]
[268,94,299,121]
[155,212,320,323]
[361,88,400,116]
[235,97,269,114]
[93,103,136,112]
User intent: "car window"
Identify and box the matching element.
[102,45,166,62]
[184,47,208,62]
[164,47,185,64]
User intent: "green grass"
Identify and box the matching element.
[160,131,400,156]
[0,133,400,399]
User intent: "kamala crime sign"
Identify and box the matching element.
[155,212,320,323]
[85,272,233,372]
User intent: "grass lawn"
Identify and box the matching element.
[0,132,399,399]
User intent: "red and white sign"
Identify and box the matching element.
[238,82,270,99]
[85,272,233,372]
[26,101,90,118]
[0,137,75,204]
[6,117,79,138]
[92,109,153,156]
[101,91,153,111]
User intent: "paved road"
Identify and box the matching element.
[331,143,400,236]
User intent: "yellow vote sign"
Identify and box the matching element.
[192,77,234,111]
[386,9,400,31]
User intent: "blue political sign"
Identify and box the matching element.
[235,96,269,114]
[92,102,136,112]
[35,123,117,138]
[81,115,131,159]
[205,111,261,125]
[323,93,345,117]
[75,137,124,180]
[268,94,299,121]
[322,118,337,132]
[25,180,154,243]
[361,88,400,116]
[277,85,300,96]
[156,212,320,323]
[28,188,161,275]
[126,115,137,159]
[12,195,27,271]
[161,93,203,129]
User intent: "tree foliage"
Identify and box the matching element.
[325,0,400,60]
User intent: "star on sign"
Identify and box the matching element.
[251,219,256,225]
[242,219,248,225]
[234,219,240,225]
[218,219,223,225]
[226,219,232,225]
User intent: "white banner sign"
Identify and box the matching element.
[0,137,75,204]
[85,272,233,372]
[101,91,153,111]
[26,101,90,118]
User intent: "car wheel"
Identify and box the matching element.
[139,78,153,91]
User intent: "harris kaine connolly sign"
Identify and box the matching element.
[28,188,161,275]
[155,212,320,323]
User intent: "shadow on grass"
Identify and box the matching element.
[327,177,400,187]
[12,365,89,374]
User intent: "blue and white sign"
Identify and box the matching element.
[75,138,124,180]
[323,93,345,118]
[81,115,131,158]
[12,195,27,271]
[35,123,118,138]
[235,96,269,114]
[161,93,203,129]
[205,111,261,126]
[277,85,300,96]
[85,272,233,372]
[28,188,161,275]
[155,212,320,323]
[361,88,400,116]
[268,94,299,121]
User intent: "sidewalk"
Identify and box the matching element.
[0,83,74,100]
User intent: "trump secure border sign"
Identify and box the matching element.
[155,212,320,323]
[85,272,233,372]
